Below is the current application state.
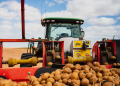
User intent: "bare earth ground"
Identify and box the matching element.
[2,47,42,68]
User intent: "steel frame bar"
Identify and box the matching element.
[21,0,25,39]
[0,42,3,68]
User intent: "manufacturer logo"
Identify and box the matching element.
[86,41,89,44]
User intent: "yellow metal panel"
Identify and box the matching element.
[74,50,91,58]
[74,41,83,48]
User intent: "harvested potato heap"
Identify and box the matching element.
[1,62,120,86]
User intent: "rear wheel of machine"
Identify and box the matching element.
[20,53,33,67]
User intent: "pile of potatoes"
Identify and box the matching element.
[1,62,120,86]
[113,63,120,66]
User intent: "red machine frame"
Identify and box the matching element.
[92,40,117,68]
[0,41,64,83]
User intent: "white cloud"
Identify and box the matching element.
[13,22,45,39]
[0,24,13,38]
[1,21,11,24]
[25,22,45,39]
[54,0,68,4]
[117,17,120,20]
[0,1,41,21]
[13,22,21,29]
[0,24,12,30]
[84,25,120,39]
[25,4,41,21]
[84,25,120,46]
[87,17,117,26]
[45,0,48,4]
[49,2,54,7]
[54,0,65,4]
[43,0,120,19]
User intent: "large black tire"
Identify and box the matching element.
[20,53,33,67]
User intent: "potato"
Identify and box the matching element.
[102,82,113,86]
[51,71,55,75]
[104,62,108,65]
[89,76,97,84]
[92,67,99,72]
[41,74,48,80]
[81,78,89,86]
[79,72,86,79]
[35,84,43,86]
[103,69,108,73]
[97,78,103,84]
[58,79,62,83]
[73,70,80,74]
[46,82,52,86]
[55,69,62,74]
[61,83,66,86]
[84,68,89,73]
[41,80,46,84]
[71,72,79,80]
[61,73,69,80]
[47,78,55,83]
[55,70,61,75]
[91,70,96,76]
[113,74,119,77]
[103,73,109,76]
[18,82,27,86]
[44,72,50,76]
[67,79,71,85]
[54,75,61,81]
[32,81,39,86]
[108,72,112,76]
[87,62,94,68]
[27,85,32,86]
[97,68,102,72]
[93,62,100,67]
[38,77,42,83]
[79,70,84,73]
[53,82,61,86]
[113,78,119,85]
[63,67,72,73]
[99,65,106,69]
[62,79,67,84]
[102,76,108,80]
[87,72,93,79]
[71,79,80,86]
[113,63,117,65]
[66,63,75,69]
[29,76,37,82]
[97,72,102,78]
[49,74,54,78]
[82,65,90,70]
[107,77,113,82]
[111,71,116,75]
[95,83,100,86]
[75,64,81,70]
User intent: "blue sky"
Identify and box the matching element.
[0,0,120,47]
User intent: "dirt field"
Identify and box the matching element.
[2,48,42,68]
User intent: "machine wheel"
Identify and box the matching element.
[0,76,7,79]
[20,53,33,67]
[34,67,58,78]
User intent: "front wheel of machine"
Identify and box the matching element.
[20,53,33,67]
